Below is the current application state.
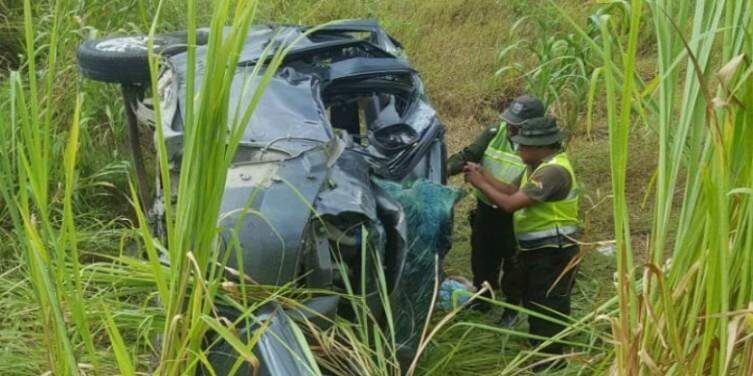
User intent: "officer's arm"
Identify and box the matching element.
[481,169,518,195]
[473,180,534,213]
[463,162,518,194]
[447,124,498,176]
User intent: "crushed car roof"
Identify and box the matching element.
[164,21,416,149]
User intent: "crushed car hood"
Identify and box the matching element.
[218,147,331,285]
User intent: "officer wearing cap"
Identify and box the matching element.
[447,95,545,325]
[464,116,580,358]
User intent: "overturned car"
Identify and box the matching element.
[77,20,457,374]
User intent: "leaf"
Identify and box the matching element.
[640,76,660,98]
[728,188,753,196]
[716,54,745,86]
[585,66,603,139]
[201,315,265,366]
[496,41,521,61]
[102,305,135,376]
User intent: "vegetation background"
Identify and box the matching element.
[256,0,651,330]
[2,0,750,374]
[0,0,650,371]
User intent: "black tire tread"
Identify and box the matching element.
[77,31,208,84]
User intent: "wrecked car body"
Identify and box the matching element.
[77,20,454,375]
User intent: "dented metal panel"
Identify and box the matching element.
[147,20,451,374]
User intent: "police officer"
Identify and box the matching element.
[447,95,546,325]
[464,116,580,359]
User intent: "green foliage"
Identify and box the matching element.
[141,0,306,372]
[0,1,610,375]
[4,0,752,375]
[0,0,295,373]
[496,17,594,135]
[557,0,753,373]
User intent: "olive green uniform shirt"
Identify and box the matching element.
[514,162,572,202]
[447,123,501,175]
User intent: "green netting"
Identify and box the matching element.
[376,178,461,356]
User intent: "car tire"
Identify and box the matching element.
[76,31,207,83]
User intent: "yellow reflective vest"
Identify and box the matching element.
[513,152,580,250]
[475,122,526,206]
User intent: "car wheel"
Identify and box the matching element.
[76,31,207,84]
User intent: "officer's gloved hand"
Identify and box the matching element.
[446,155,465,176]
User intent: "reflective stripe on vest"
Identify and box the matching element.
[475,122,525,205]
[513,152,580,247]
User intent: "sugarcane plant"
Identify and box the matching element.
[4,0,753,374]
[495,16,595,138]
[559,0,753,373]
[0,0,308,373]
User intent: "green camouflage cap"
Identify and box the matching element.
[499,95,546,125]
[510,116,565,146]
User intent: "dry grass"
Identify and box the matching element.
[571,127,659,257]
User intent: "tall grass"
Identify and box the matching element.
[0,1,608,374]
[496,17,594,136]
[0,0,304,373]
[3,0,598,372]
[0,0,94,373]
[141,0,305,373]
[559,0,753,373]
[5,0,752,374]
